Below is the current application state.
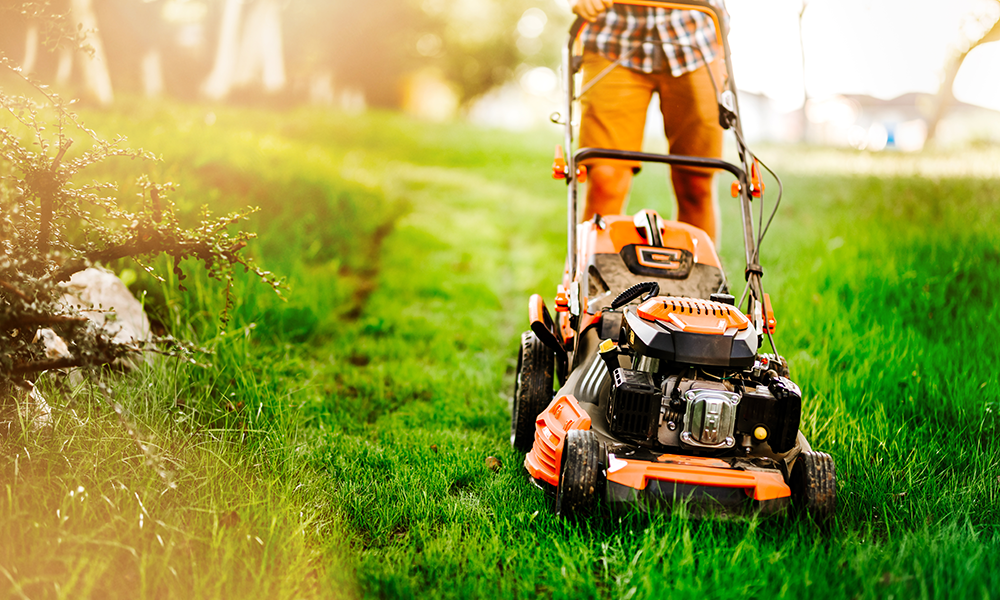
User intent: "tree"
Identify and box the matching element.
[202,0,287,100]
[284,0,564,108]
[926,1,1000,145]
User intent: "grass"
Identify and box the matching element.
[2,101,999,599]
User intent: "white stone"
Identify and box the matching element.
[61,267,151,347]
[32,327,72,359]
[0,384,52,433]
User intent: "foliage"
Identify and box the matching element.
[0,61,277,388]
[287,0,568,106]
[0,1,84,51]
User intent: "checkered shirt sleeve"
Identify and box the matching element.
[581,0,729,76]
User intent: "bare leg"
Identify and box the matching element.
[582,164,633,222]
[659,61,724,243]
[672,168,718,241]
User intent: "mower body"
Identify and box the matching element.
[518,212,820,516]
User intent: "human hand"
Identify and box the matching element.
[570,0,615,22]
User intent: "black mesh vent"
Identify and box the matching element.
[608,368,660,440]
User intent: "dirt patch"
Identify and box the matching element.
[342,218,399,321]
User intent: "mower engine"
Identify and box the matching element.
[600,295,801,455]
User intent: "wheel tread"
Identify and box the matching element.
[555,430,602,516]
[511,331,554,452]
[792,450,837,522]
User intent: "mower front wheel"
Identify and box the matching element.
[790,450,837,522]
[555,429,603,517]
[511,331,554,452]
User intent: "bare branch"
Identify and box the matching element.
[0,279,30,301]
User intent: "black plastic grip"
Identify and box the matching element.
[610,281,660,310]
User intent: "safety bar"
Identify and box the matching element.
[574,148,747,182]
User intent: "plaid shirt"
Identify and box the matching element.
[581,1,729,76]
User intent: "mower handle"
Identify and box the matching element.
[561,0,762,322]
[574,148,747,182]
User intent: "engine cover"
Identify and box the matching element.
[680,388,741,449]
[621,297,758,368]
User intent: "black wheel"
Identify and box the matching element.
[790,450,837,522]
[511,331,554,452]
[555,429,603,516]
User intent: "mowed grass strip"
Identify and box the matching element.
[267,113,1000,598]
[2,104,999,599]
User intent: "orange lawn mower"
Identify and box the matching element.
[510,0,836,519]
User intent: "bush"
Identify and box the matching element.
[0,46,276,392]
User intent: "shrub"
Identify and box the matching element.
[0,11,276,392]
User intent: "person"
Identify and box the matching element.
[571,0,729,242]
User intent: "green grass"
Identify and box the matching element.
[2,102,999,599]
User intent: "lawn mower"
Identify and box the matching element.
[511,0,836,519]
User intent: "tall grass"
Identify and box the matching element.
[2,102,998,599]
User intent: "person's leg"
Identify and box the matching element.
[579,52,654,222]
[673,170,718,241]
[657,61,724,241]
[583,164,634,221]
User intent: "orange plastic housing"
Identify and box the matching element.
[578,215,722,272]
[524,395,592,487]
[606,454,791,501]
[637,296,750,335]
[763,292,776,334]
[528,294,547,328]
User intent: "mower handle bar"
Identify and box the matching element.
[561,0,766,331]
[574,148,747,182]
[562,0,762,315]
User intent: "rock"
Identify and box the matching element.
[485,456,502,472]
[24,386,52,430]
[61,267,151,347]
[55,267,155,387]
[32,328,71,359]
[0,383,52,435]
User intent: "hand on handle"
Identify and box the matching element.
[569,0,615,22]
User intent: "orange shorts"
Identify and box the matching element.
[578,51,725,175]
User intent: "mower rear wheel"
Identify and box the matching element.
[555,429,603,517]
[511,331,554,452]
[791,450,837,522]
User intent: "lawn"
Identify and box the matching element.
[1,103,998,599]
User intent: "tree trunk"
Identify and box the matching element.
[202,0,245,100]
[926,9,1000,146]
[925,49,966,146]
[70,0,114,105]
[56,47,73,85]
[22,23,39,74]
[141,49,164,98]
[235,0,286,92]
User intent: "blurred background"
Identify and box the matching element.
[2,0,1000,150]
